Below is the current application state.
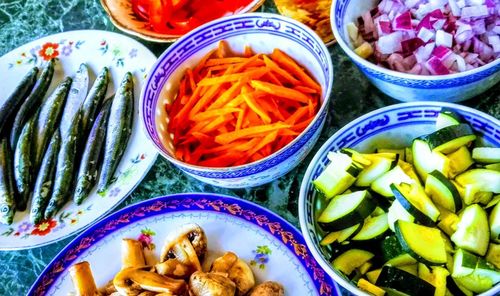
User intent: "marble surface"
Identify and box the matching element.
[0,0,499,295]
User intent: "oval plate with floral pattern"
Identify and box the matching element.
[0,30,158,250]
[28,193,339,296]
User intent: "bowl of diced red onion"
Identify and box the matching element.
[331,0,500,102]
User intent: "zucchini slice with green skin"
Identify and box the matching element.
[81,67,109,134]
[486,195,500,209]
[333,249,374,275]
[367,269,382,284]
[381,235,405,262]
[490,202,500,243]
[391,183,440,226]
[356,156,396,187]
[425,170,462,213]
[418,264,449,296]
[484,163,500,172]
[448,277,473,296]
[436,205,459,236]
[474,258,500,285]
[453,249,479,277]
[44,112,83,219]
[318,190,377,231]
[371,165,414,197]
[387,200,415,232]
[314,152,360,199]
[412,139,449,181]
[320,223,362,245]
[386,254,418,267]
[30,131,60,224]
[436,108,463,129]
[74,99,113,205]
[358,278,385,296]
[472,147,500,164]
[33,77,72,169]
[10,61,54,149]
[0,67,38,137]
[447,146,474,178]
[376,265,436,296]
[0,138,16,225]
[455,169,500,194]
[451,204,490,256]
[13,115,35,211]
[97,72,134,193]
[352,213,389,241]
[486,243,500,269]
[453,262,499,294]
[395,220,447,265]
[420,124,476,154]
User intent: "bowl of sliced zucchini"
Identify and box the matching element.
[299,102,500,296]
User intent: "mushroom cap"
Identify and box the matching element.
[113,266,187,295]
[161,223,208,262]
[189,271,236,296]
[247,281,284,296]
[210,252,255,296]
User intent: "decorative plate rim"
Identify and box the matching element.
[330,0,500,82]
[99,0,266,43]
[28,193,340,296]
[299,101,500,296]
[0,29,159,250]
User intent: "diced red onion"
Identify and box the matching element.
[448,0,461,16]
[418,27,435,42]
[436,30,453,47]
[461,5,489,18]
[432,18,447,30]
[426,56,451,74]
[415,42,436,62]
[377,31,404,53]
[488,35,500,52]
[402,37,425,55]
[394,11,414,30]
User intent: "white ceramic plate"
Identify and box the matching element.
[0,30,158,250]
[28,193,339,296]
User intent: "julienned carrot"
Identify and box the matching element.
[166,41,322,167]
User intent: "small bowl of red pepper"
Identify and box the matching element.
[100,0,266,42]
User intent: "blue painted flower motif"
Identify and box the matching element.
[108,187,121,198]
[250,245,272,269]
[62,45,72,56]
[129,48,138,59]
[17,221,32,233]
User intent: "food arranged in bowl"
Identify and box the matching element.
[141,13,333,188]
[331,0,500,102]
[346,0,499,75]
[69,223,284,296]
[299,102,500,296]
[101,0,265,42]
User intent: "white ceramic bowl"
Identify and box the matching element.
[331,0,500,102]
[299,102,500,296]
[141,12,334,188]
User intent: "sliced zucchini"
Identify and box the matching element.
[425,170,462,213]
[474,257,500,285]
[318,190,376,231]
[397,264,418,276]
[372,206,386,217]
[386,254,418,267]
[486,243,500,269]
[486,195,500,209]
[391,182,440,226]
[397,160,422,186]
[358,278,386,296]
[412,139,450,181]
[404,147,413,164]
[451,204,490,256]
[339,148,372,166]
[436,205,459,237]
[359,261,373,274]
[313,152,360,199]
[320,231,340,246]
[485,163,500,172]
[332,248,374,276]
[421,124,476,154]
[490,202,500,243]
[452,249,479,277]
[455,169,500,194]
[320,223,362,245]
[447,146,474,178]
[377,148,405,160]
[454,272,496,294]
[371,165,414,197]
[382,235,405,262]
[352,213,389,241]
[387,200,415,232]
[376,266,436,296]
[418,264,449,296]
[356,156,395,187]
[447,277,473,296]
[436,108,463,129]
[472,147,500,164]
[367,268,383,284]
[395,220,447,265]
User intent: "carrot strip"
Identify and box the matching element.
[263,55,301,85]
[198,152,241,167]
[294,85,319,94]
[250,80,309,103]
[215,122,290,145]
[271,49,321,91]
[244,45,253,57]
[265,72,283,86]
[217,40,231,58]
[235,105,247,131]
[243,130,279,160]
[205,57,248,66]
[243,93,271,124]
[285,106,309,125]
[194,49,216,76]
[233,54,264,73]
[200,114,234,134]
[198,68,268,86]
[186,69,197,92]
[291,116,314,131]
[192,107,241,122]
[254,97,284,122]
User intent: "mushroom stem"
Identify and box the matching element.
[121,239,147,269]
[69,261,98,296]
[114,266,187,295]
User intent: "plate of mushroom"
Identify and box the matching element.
[28,193,339,296]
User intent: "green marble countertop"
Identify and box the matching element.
[0,1,499,295]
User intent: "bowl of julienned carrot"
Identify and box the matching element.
[140,13,333,188]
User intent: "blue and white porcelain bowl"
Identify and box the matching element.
[331,0,500,102]
[299,102,500,296]
[141,13,333,188]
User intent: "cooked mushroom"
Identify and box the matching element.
[122,239,147,269]
[113,266,187,295]
[69,261,98,296]
[210,252,255,296]
[189,271,236,296]
[160,223,207,262]
[155,258,192,279]
[247,281,284,296]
